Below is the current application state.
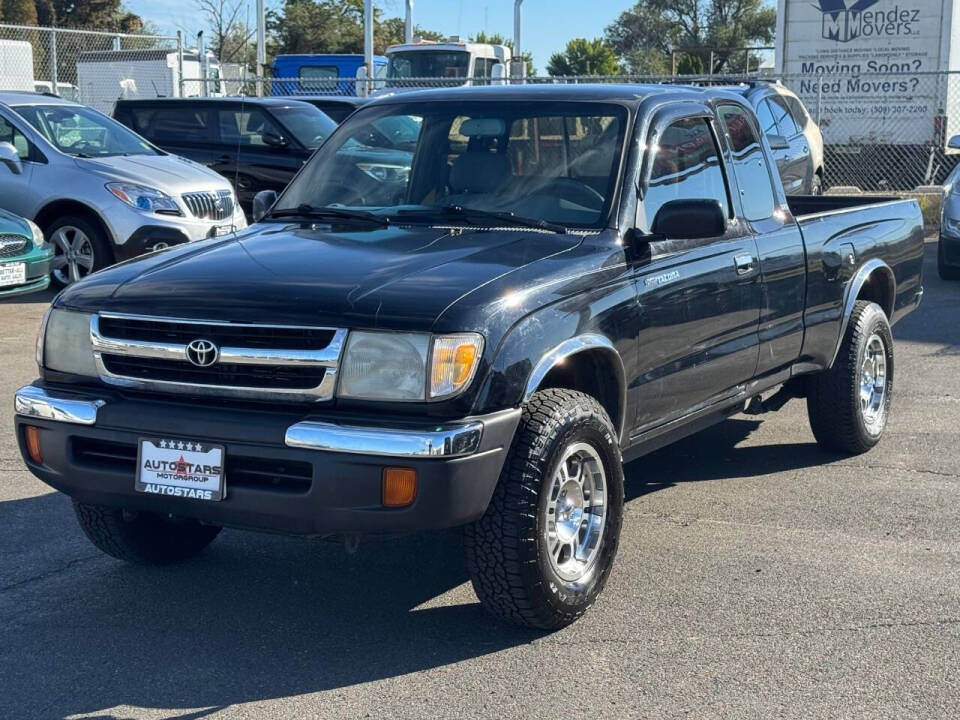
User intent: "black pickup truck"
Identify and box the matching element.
[14,85,924,630]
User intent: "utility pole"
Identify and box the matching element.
[405,0,414,44]
[364,0,374,79]
[256,0,266,97]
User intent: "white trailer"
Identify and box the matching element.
[75,49,222,116]
[0,40,35,92]
[379,38,511,93]
[775,0,960,150]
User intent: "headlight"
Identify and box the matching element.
[25,218,45,248]
[337,330,484,401]
[430,333,483,399]
[356,163,410,183]
[106,183,182,215]
[41,309,97,377]
[339,331,430,401]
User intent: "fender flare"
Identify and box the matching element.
[522,333,627,440]
[828,258,896,368]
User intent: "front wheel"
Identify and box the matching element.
[73,501,222,564]
[938,236,960,280]
[46,215,112,287]
[464,388,624,630]
[807,300,894,454]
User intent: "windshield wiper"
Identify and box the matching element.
[395,205,566,234]
[267,204,389,227]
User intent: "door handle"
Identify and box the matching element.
[734,254,755,275]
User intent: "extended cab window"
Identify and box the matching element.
[718,104,776,221]
[755,99,778,138]
[643,117,729,230]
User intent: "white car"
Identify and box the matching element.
[0,91,246,286]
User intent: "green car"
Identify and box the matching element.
[0,209,52,298]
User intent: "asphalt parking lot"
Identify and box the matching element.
[1,235,958,720]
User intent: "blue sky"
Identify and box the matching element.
[127,0,626,73]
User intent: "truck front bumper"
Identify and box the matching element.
[14,383,520,536]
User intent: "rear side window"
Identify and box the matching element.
[784,96,809,130]
[755,99,778,137]
[643,116,730,230]
[217,108,282,146]
[718,105,776,222]
[137,108,211,144]
[769,96,799,136]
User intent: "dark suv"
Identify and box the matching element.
[727,82,825,195]
[113,97,337,213]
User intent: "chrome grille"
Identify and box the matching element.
[90,313,347,402]
[182,190,234,221]
[0,234,28,258]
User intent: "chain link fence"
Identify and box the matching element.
[3,22,958,193]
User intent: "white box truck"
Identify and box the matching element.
[75,49,222,116]
[376,38,511,95]
[0,40,35,92]
[775,0,960,186]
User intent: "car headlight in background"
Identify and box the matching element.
[356,163,410,183]
[430,333,483,399]
[337,331,484,401]
[25,218,46,248]
[106,183,182,216]
[40,309,97,378]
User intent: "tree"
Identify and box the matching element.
[196,0,248,62]
[547,38,619,77]
[469,31,533,77]
[604,0,775,75]
[49,0,143,32]
[2,0,38,24]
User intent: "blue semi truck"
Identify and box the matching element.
[271,54,387,96]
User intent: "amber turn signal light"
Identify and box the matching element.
[24,425,43,464]
[382,467,417,507]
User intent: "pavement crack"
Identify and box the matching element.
[0,554,103,594]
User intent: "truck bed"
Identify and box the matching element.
[786,195,900,218]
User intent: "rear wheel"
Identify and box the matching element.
[938,236,960,280]
[464,388,624,630]
[46,215,112,287]
[807,301,893,454]
[73,501,221,564]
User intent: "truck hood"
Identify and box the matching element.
[58,222,583,329]
[75,153,231,193]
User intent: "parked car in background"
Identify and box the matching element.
[293,95,367,123]
[114,97,337,213]
[726,81,824,195]
[15,85,923,631]
[32,82,80,102]
[0,91,246,287]
[939,136,960,279]
[0,207,51,298]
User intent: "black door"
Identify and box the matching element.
[118,104,218,171]
[631,112,762,432]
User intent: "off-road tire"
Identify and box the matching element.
[807,300,894,454]
[464,388,625,630]
[73,501,221,564]
[938,236,960,280]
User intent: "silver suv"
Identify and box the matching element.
[0,92,246,286]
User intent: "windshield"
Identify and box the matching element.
[15,104,158,157]
[274,101,628,229]
[387,50,470,81]
[272,104,337,149]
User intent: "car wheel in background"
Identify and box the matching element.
[46,215,112,287]
[938,236,960,280]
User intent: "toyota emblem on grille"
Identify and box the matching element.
[186,339,219,367]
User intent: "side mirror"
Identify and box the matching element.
[651,199,726,240]
[767,134,790,151]
[491,62,506,85]
[0,142,23,175]
[252,189,277,223]
[262,131,288,148]
[948,135,960,150]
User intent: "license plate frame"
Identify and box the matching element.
[135,437,226,502]
[210,224,235,238]
[0,262,26,288]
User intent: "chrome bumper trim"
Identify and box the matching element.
[285,420,486,458]
[14,385,105,426]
